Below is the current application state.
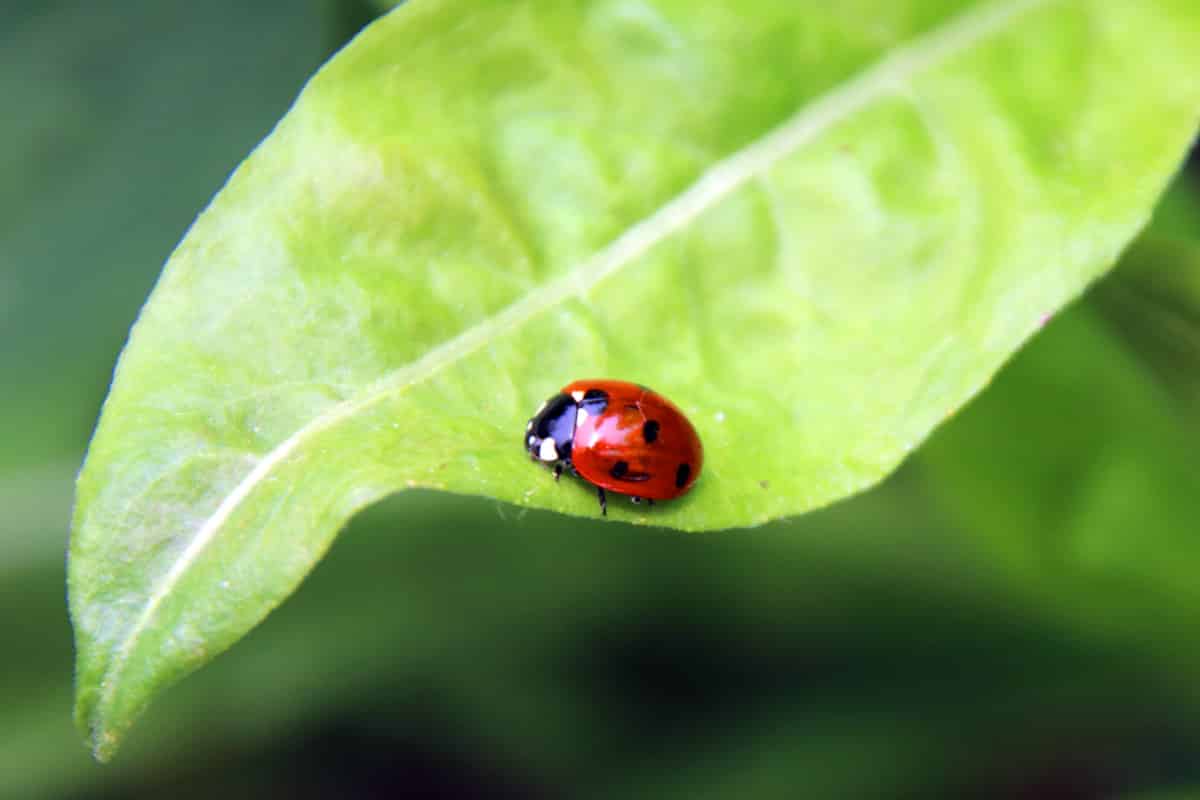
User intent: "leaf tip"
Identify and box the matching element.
[91,731,121,764]
[73,672,123,763]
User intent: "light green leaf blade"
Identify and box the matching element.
[70,0,1200,760]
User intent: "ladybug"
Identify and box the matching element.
[524,379,703,515]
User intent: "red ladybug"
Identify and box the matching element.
[524,379,703,515]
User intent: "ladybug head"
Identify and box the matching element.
[525,392,576,464]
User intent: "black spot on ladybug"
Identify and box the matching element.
[581,388,609,415]
[610,460,651,482]
[675,462,691,489]
[642,420,660,444]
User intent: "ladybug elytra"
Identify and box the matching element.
[524,379,703,515]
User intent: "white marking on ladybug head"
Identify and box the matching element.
[527,434,537,447]
[538,438,559,462]
[526,420,533,432]
[588,430,601,448]
[576,407,589,427]
[571,390,584,402]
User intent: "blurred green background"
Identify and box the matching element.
[4,2,1200,797]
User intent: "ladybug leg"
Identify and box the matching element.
[647,498,654,507]
[596,486,607,516]
[553,462,563,482]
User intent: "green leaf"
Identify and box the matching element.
[69,0,1200,760]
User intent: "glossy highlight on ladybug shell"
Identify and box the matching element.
[523,379,703,514]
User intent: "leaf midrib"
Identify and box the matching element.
[89,0,1053,737]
